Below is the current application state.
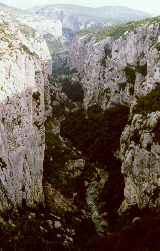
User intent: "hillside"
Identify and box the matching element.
[34,4,151,27]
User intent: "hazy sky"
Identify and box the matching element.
[1,0,160,15]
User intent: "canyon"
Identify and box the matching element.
[0,3,160,250]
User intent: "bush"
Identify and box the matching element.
[95,16,160,42]
[124,66,136,84]
[133,84,160,114]
[61,105,129,165]
[136,63,147,76]
[61,78,84,102]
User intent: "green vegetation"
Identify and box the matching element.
[53,4,150,29]
[45,132,62,148]
[12,116,22,126]
[60,78,84,102]
[1,204,160,250]
[44,131,82,197]
[96,16,160,42]
[32,91,40,101]
[47,40,65,55]
[124,65,136,84]
[122,63,147,87]
[0,23,18,51]
[20,43,35,56]
[133,84,160,115]
[77,26,103,36]
[135,63,147,76]
[119,82,126,91]
[17,23,36,38]
[155,42,160,51]
[52,66,78,76]
[78,16,160,43]
[0,207,76,250]
[95,21,140,42]
[34,121,42,130]
[32,91,41,107]
[0,23,8,34]
[61,105,129,165]
[100,47,112,68]
[0,158,7,169]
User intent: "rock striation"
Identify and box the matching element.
[0,12,52,212]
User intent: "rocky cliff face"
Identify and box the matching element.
[0,12,52,212]
[69,17,160,211]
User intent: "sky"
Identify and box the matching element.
[1,0,160,15]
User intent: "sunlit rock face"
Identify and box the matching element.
[0,12,52,212]
[120,111,160,212]
[69,22,160,110]
[69,19,160,211]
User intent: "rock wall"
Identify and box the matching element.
[69,19,160,211]
[0,13,52,212]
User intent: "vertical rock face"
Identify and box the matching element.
[120,112,160,212]
[69,34,93,74]
[69,19,160,211]
[0,13,52,212]
[69,21,160,110]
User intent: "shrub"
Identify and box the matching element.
[95,16,160,42]
[61,105,129,165]
[155,42,160,51]
[18,23,36,38]
[0,158,7,169]
[133,84,160,114]
[32,91,40,101]
[32,91,41,108]
[124,66,136,84]
[20,43,34,56]
[61,78,84,102]
[136,63,147,76]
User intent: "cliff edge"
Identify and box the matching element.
[0,12,52,212]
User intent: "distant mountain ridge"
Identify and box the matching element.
[0,2,152,63]
[29,4,152,72]
[34,4,151,28]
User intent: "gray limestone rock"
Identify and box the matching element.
[0,13,52,212]
[69,18,160,211]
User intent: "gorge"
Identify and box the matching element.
[0,3,160,250]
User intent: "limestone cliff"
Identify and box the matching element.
[69,17,160,211]
[0,12,52,212]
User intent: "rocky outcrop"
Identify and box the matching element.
[0,12,52,212]
[69,18,160,211]
[120,112,160,212]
